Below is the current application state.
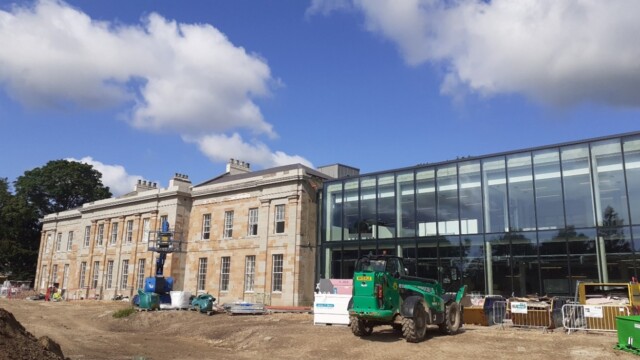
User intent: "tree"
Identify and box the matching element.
[14,160,112,217]
[1,160,112,281]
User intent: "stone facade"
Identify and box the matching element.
[35,162,329,307]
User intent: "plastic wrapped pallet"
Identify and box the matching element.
[170,291,192,308]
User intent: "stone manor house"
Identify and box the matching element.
[35,160,344,307]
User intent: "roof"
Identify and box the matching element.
[193,163,332,188]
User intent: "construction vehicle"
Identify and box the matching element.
[135,219,183,309]
[348,255,466,342]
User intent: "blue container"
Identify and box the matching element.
[144,276,174,294]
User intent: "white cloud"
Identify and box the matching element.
[185,133,314,169]
[306,0,352,17]
[66,157,142,196]
[0,1,310,168]
[314,0,640,107]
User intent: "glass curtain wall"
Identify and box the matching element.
[321,133,640,296]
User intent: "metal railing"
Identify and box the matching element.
[561,303,630,333]
[492,297,572,332]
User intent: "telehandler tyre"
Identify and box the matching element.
[438,302,462,335]
[351,317,374,337]
[402,302,427,343]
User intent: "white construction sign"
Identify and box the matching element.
[510,301,528,314]
[584,305,603,318]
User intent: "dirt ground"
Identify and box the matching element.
[0,298,636,360]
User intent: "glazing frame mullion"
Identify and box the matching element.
[620,136,638,279]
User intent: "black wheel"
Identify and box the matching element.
[439,302,462,335]
[351,316,374,337]
[402,302,427,343]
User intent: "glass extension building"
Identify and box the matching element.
[320,132,640,297]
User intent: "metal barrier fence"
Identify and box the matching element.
[562,303,630,333]
[492,297,573,332]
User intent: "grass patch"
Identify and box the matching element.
[112,307,136,318]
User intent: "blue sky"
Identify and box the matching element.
[1,0,638,196]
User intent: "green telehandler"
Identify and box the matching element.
[348,255,466,343]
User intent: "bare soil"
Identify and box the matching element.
[0,298,635,360]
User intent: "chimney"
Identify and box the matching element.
[134,179,158,192]
[169,173,191,190]
[226,158,251,175]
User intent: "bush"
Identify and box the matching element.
[112,307,136,318]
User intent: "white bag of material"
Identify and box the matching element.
[170,291,192,308]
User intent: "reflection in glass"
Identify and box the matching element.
[537,230,570,296]
[591,139,629,227]
[377,174,396,239]
[437,165,459,235]
[325,183,343,241]
[459,161,483,234]
[510,232,539,296]
[461,235,485,294]
[416,169,436,237]
[486,233,511,296]
[562,145,595,228]
[566,228,598,287]
[343,180,359,240]
[598,226,636,282]
[507,153,536,231]
[533,149,565,230]
[397,172,416,238]
[359,177,376,239]
[624,136,640,225]
[483,157,508,233]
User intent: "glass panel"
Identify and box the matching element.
[341,247,360,279]
[416,168,436,237]
[598,226,636,282]
[538,230,570,296]
[485,233,511,296]
[343,180,359,240]
[461,235,485,294]
[510,232,539,296]
[437,165,459,235]
[397,172,416,238]
[507,153,536,231]
[377,174,396,239]
[591,139,629,227]
[482,157,508,233]
[566,228,599,287]
[561,144,595,228]
[533,149,565,230]
[459,161,483,234]
[325,183,343,241]
[439,236,463,291]
[417,238,439,279]
[359,177,376,239]
[624,136,640,225]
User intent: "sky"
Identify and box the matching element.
[0,0,638,196]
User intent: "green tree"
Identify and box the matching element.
[1,161,112,281]
[14,160,112,217]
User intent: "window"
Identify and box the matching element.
[159,215,168,230]
[248,208,258,236]
[197,258,207,291]
[220,257,230,291]
[40,265,47,289]
[110,222,119,244]
[275,205,285,234]
[142,218,150,242]
[202,214,211,240]
[244,256,256,292]
[125,220,133,243]
[52,264,58,285]
[121,260,129,289]
[97,224,104,246]
[106,260,114,289]
[91,261,100,289]
[137,259,146,289]
[83,226,90,247]
[67,231,73,251]
[46,234,52,250]
[62,264,69,290]
[56,233,62,252]
[224,211,234,238]
[272,254,283,292]
[79,262,87,288]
